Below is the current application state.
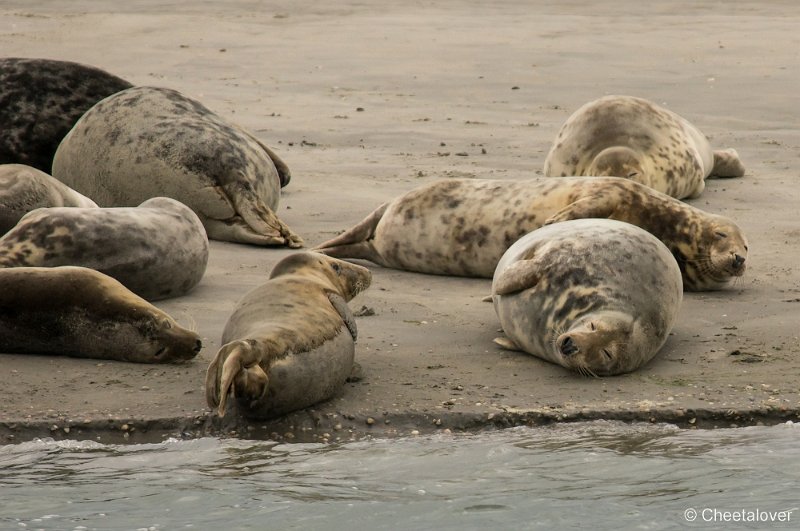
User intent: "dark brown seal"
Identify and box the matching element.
[206,252,372,419]
[315,177,748,291]
[0,58,132,172]
[0,266,202,363]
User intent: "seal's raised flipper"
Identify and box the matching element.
[481,294,493,303]
[206,339,268,417]
[710,148,745,178]
[313,202,390,266]
[328,292,358,341]
[544,197,615,225]
[493,259,541,296]
[493,336,522,351]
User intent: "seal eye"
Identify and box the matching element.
[715,231,728,239]
[163,320,172,330]
[602,349,612,360]
[589,322,596,331]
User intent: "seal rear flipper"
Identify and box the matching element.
[544,197,614,225]
[204,216,302,247]
[206,340,268,417]
[214,182,303,248]
[313,203,389,264]
[328,292,358,341]
[493,336,522,351]
[494,260,541,296]
[253,137,292,188]
[710,149,745,178]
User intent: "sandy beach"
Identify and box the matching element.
[1,0,799,443]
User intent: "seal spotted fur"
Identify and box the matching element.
[0,197,209,300]
[543,95,745,199]
[315,177,747,291]
[0,58,132,173]
[0,164,97,235]
[492,219,682,376]
[52,86,299,247]
[0,266,202,363]
[206,252,372,419]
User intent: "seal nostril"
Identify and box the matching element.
[560,336,578,356]
[194,339,203,353]
[733,254,745,268]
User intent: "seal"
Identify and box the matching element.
[0,164,97,235]
[205,252,372,419]
[0,196,209,300]
[0,57,133,172]
[543,95,745,199]
[51,86,300,247]
[314,177,748,291]
[0,266,202,363]
[492,218,683,376]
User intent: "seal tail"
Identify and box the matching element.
[710,148,745,178]
[253,137,292,188]
[206,340,268,417]
[313,202,389,265]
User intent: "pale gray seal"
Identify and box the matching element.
[314,177,748,291]
[0,164,97,235]
[0,266,202,363]
[52,86,299,247]
[206,252,372,419]
[543,95,745,199]
[0,57,132,172]
[492,219,683,376]
[0,197,208,301]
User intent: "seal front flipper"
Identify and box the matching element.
[711,148,745,178]
[493,259,542,296]
[493,336,522,351]
[313,203,390,266]
[206,339,268,417]
[328,292,358,341]
[544,197,614,225]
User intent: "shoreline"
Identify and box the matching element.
[2,1,799,446]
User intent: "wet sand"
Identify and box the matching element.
[1,0,799,443]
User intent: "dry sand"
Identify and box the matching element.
[1,0,799,443]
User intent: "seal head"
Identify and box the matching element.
[0,266,202,363]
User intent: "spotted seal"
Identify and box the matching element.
[206,252,372,419]
[543,95,745,199]
[0,197,208,300]
[492,219,683,376]
[52,86,300,247]
[0,266,202,363]
[0,57,133,172]
[0,164,97,235]
[314,177,747,291]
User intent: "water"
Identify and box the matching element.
[1,422,798,531]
